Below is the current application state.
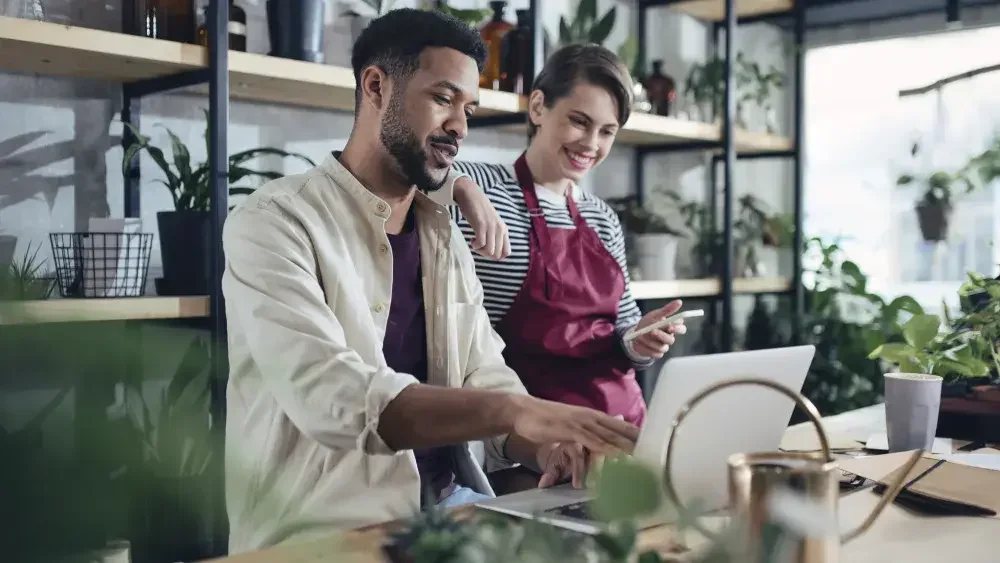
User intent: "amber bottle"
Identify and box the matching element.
[499,9,533,94]
[479,1,514,90]
[643,60,677,117]
[196,1,247,51]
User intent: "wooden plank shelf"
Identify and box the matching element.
[0,296,210,326]
[0,15,523,115]
[631,277,792,300]
[496,111,793,151]
[666,0,793,21]
[0,16,791,150]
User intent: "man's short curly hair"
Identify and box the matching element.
[350,8,488,113]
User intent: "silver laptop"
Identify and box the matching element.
[474,345,817,534]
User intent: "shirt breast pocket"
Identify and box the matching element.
[447,303,481,388]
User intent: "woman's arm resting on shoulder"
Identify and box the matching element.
[427,162,511,261]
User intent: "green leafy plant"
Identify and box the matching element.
[683,53,785,123]
[868,313,989,378]
[951,272,1000,377]
[121,110,316,213]
[746,237,924,415]
[431,0,490,27]
[344,0,397,17]
[385,454,813,563]
[606,195,686,236]
[122,337,214,477]
[557,0,617,46]
[0,240,56,301]
[896,135,1000,226]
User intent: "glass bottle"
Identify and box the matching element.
[197,1,247,51]
[642,60,677,117]
[143,0,195,43]
[479,1,513,90]
[499,9,533,94]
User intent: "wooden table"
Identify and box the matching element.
[206,404,1000,563]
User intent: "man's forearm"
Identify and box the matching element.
[502,432,544,473]
[377,383,522,452]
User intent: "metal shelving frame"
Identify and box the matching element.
[631,0,808,353]
[469,0,807,354]
[119,0,231,556]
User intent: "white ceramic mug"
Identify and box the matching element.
[883,373,942,453]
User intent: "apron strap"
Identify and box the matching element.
[513,153,554,259]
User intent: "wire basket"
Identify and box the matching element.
[49,232,154,298]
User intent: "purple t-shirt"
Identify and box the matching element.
[383,212,455,505]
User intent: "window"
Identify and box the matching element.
[805,25,1000,313]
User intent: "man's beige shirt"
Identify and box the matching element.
[221,154,528,554]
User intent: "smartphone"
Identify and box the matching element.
[624,309,705,342]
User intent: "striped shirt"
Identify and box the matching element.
[450,161,651,367]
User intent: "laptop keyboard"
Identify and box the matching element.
[544,500,592,521]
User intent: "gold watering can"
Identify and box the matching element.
[663,377,924,563]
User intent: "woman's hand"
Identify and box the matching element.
[629,299,689,359]
[453,175,511,261]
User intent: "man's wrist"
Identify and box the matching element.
[498,393,525,435]
[452,173,473,203]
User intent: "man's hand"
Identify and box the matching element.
[537,442,590,489]
[629,299,689,359]
[507,395,640,456]
[454,175,510,261]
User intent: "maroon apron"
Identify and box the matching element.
[495,154,646,426]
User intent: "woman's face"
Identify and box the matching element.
[528,81,621,183]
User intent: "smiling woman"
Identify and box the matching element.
[450,44,689,427]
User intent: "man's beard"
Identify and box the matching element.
[379,93,448,193]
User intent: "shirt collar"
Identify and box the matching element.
[322,151,449,227]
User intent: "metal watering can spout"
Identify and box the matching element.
[663,377,924,562]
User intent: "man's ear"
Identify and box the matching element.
[359,65,390,112]
[527,90,546,129]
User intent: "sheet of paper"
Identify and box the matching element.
[931,453,1000,472]
[864,432,965,454]
[780,425,864,452]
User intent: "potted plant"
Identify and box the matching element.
[122,111,315,296]
[733,195,794,277]
[0,241,56,301]
[0,231,15,267]
[868,312,993,451]
[897,136,1000,242]
[343,0,396,42]
[428,1,491,27]
[940,272,1000,398]
[121,337,217,563]
[606,195,685,281]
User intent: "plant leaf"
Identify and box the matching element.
[592,455,661,522]
[903,314,940,349]
[578,0,598,26]
[589,6,616,45]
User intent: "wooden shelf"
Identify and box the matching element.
[496,111,793,151]
[0,16,788,149]
[0,296,210,326]
[667,0,793,21]
[0,16,524,116]
[620,113,793,150]
[631,277,792,300]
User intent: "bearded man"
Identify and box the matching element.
[220,8,640,554]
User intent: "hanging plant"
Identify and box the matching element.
[896,135,1000,242]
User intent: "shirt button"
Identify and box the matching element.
[373,303,386,313]
[379,244,389,255]
[376,202,388,214]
